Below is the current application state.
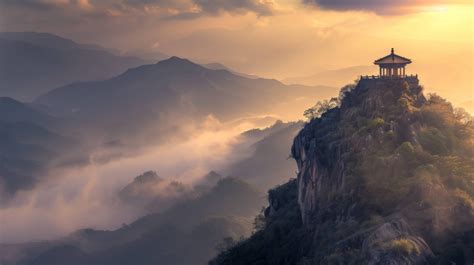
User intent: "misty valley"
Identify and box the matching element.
[0,32,334,265]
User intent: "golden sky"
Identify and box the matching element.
[0,0,472,105]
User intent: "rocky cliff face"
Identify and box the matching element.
[292,79,425,225]
[212,78,474,265]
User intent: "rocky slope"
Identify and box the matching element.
[211,78,474,264]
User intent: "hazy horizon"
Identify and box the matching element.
[1,0,472,106]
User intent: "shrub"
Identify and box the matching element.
[453,188,474,209]
[367,118,385,130]
[304,98,339,121]
[418,128,451,155]
[387,238,420,256]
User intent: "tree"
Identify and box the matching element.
[303,84,355,121]
[304,98,339,121]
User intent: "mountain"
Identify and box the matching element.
[0,32,116,53]
[202,63,260,79]
[283,65,375,87]
[0,97,80,196]
[118,170,190,213]
[0,178,264,265]
[0,32,146,101]
[35,56,336,142]
[0,97,54,126]
[227,120,303,190]
[211,78,474,264]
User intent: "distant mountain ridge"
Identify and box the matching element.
[0,32,147,101]
[35,56,336,141]
[0,97,80,195]
[0,32,117,53]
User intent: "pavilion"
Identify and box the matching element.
[374,48,412,78]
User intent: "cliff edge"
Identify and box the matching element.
[211,78,474,265]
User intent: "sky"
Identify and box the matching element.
[0,0,472,105]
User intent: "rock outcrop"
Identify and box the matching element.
[211,78,474,265]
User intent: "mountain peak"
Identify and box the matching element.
[157,56,196,65]
[148,56,207,73]
[213,78,474,264]
[0,96,21,105]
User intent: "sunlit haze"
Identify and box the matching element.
[1,0,472,105]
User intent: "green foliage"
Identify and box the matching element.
[397,142,417,161]
[435,156,474,197]
[210,180,312,265]
[385,238,421,256]
[418,128,451,155]
[338,84,356,101]
[453,188,474,208]
[212,81,474,265]
[360,214,384,229]
[359,89,474,216]
[303,85,355,121]
[324,250,360,265]
[303,98,338,121]
[421,93,456,128]
[367,118,385,130]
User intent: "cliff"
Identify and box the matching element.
[211,78,474,264]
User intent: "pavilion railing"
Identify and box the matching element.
[360,74,418,80]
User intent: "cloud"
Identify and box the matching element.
[302,0,465,14]
[0,0,69,9]
[0,115,273,243]
[0,0,274,19]
[194,0,274,16]
[303,0,406,12]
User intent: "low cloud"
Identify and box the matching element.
[0,116,273,243]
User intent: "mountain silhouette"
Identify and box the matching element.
[0,97,79,196]
[35,56,335,141]
[0,32,146,101]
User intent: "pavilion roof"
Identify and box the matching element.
[374,49,412,65]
